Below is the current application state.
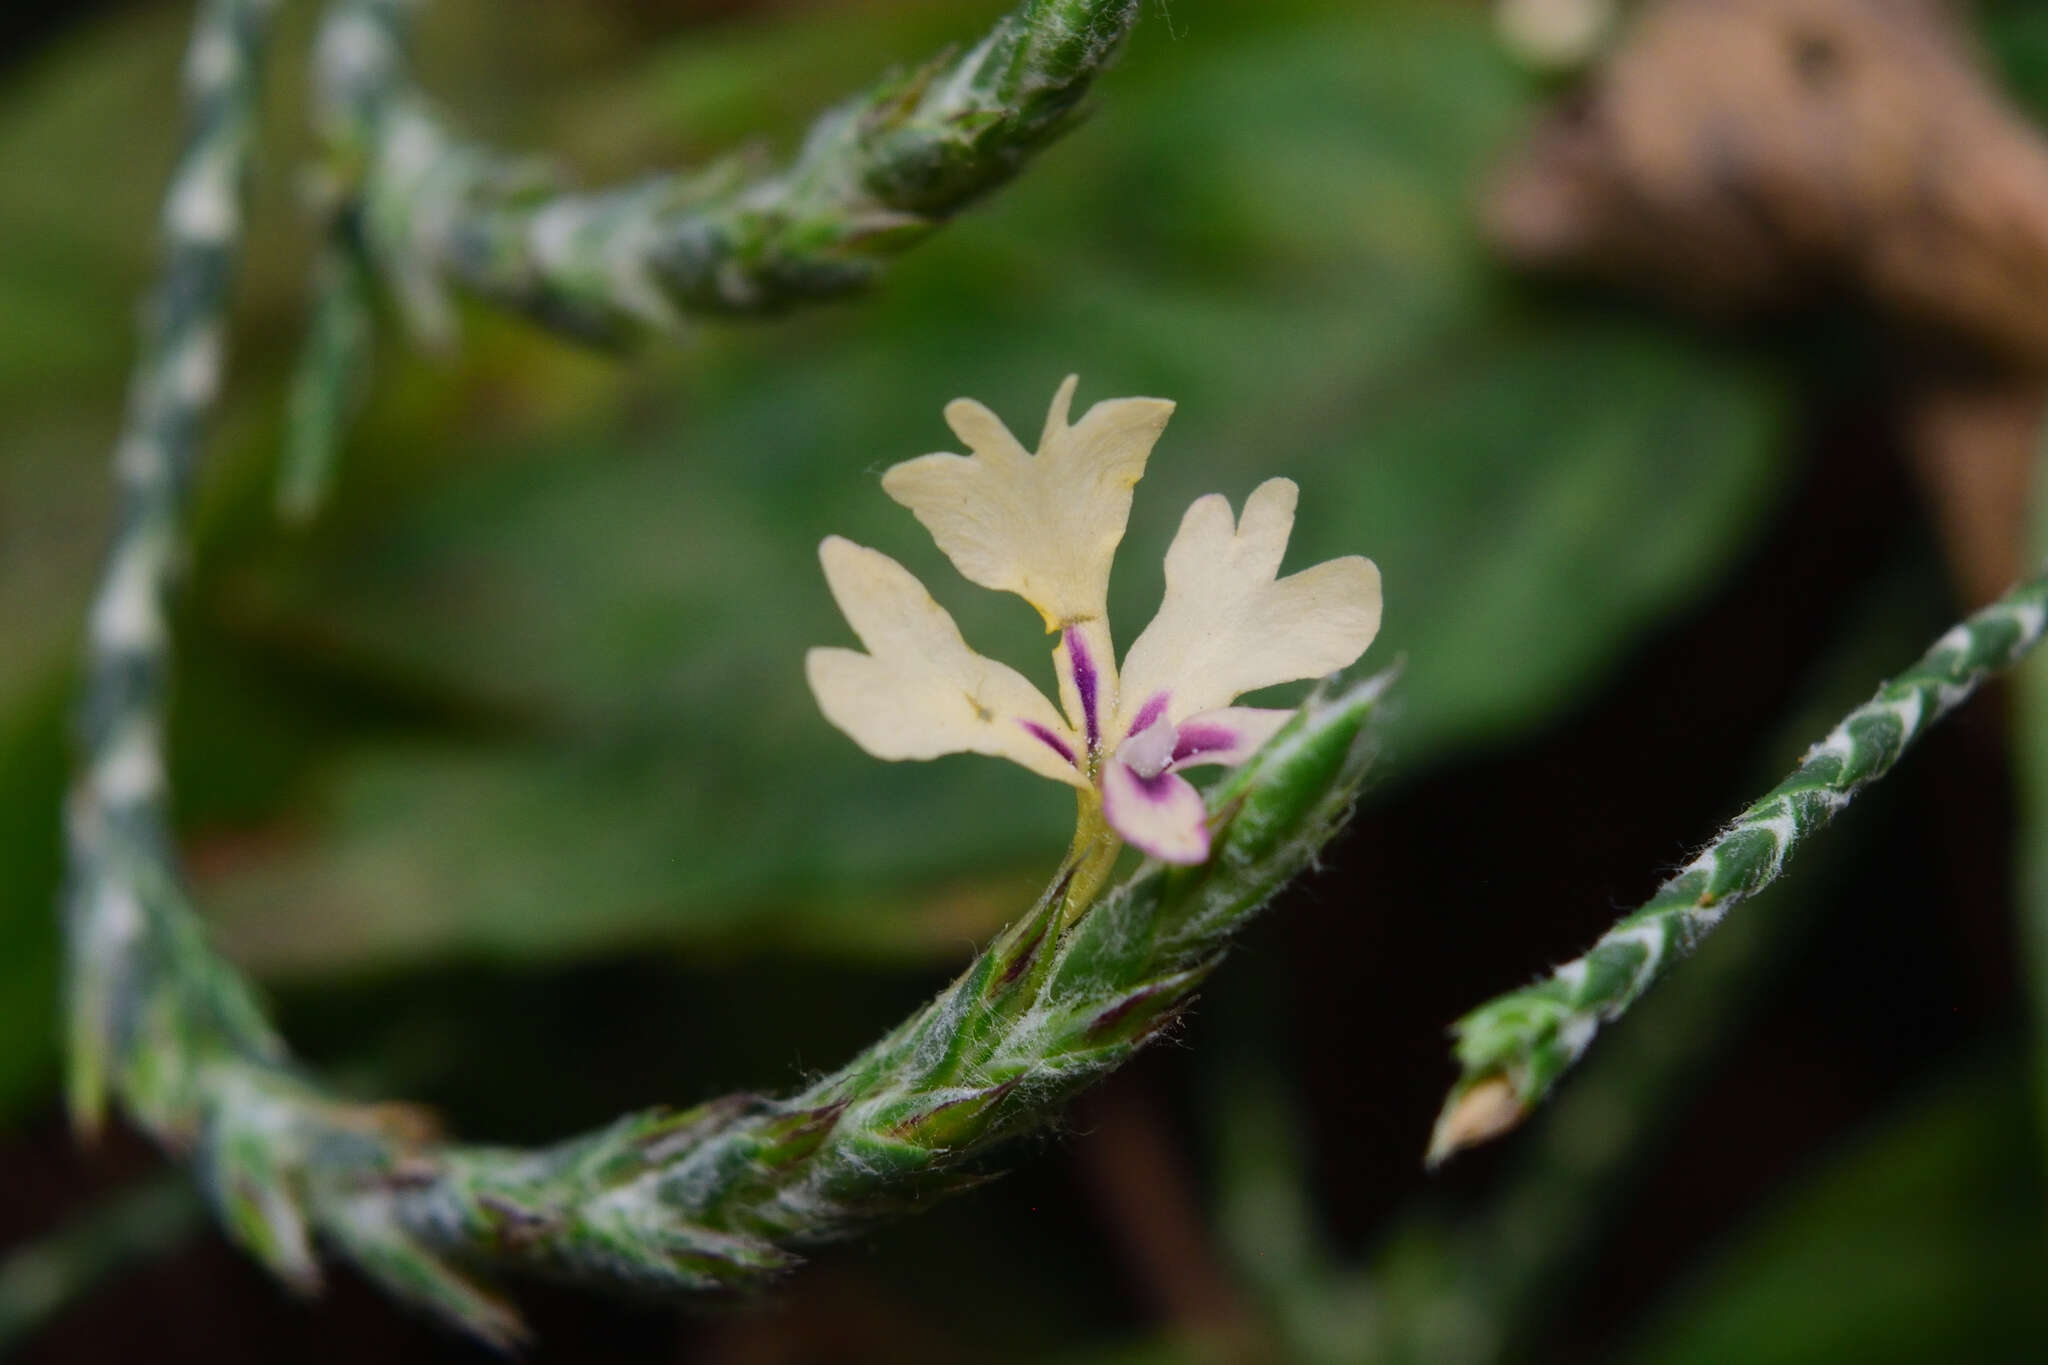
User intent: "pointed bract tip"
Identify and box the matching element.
[1425,1074,1527,1168]
[1319,662,1402,715]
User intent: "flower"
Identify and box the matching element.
[807,376,1382,865]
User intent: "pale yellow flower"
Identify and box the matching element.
[806,377,1382,864]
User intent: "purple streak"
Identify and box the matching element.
[1021,720,1077,767]
[1126,766,1181,803]
[1171,723,1238,765]
[1128,691,1169,736]
[1065,628,1101,751]
[1099,759,1212,865]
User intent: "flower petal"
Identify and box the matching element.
[806,537,1086,787]
[1167,706,1295,770]
[881,376,1175,632]
[1100,758,1211,864]
[1112,479,1380,736]
[1054,620,1115,761]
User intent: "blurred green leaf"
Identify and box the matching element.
[0,7,187,1130]
[0,679,66,1121]
[1984,0,2048,118]
[2015,315,2048,1235]
[0,1177,201,1352]
[185,0,1790,974]
[0,9,181,412]
[1623,1059,2048,1365]
[0,0,1793,1005]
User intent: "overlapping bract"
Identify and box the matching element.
[806,377,1382,863]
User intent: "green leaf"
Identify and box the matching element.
[0,1,1793,991]
[1983,0,2048,119]
[186,1,1790,973]
[1623,1059,2048,1365]
[0,679,68,1122]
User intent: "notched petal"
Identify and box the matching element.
[881,376,1174,630]
[1113,478,1381,736]
[807,537,1085,786]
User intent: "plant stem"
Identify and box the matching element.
[285,0,1140,506]
[1429,565,2048,1164]
[317,0,1144,342]
[66,0,283,1142]
[1061,791,1123,930]
[337,677,1394,1337]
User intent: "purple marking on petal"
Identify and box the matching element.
[1171,724,1239,764]
[1129,691,1170,736]
[1100,758,1211,865]
[1065,628,1101,751]
[1129,768,1183,803]
[1020,721,1077,767]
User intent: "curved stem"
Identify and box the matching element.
[67,0,283,1140]
[1430,566,2048,1163]
[317,0,1144,342]
[286,0,1142,509]
[1061,790,1123,931]
[368,680,1389,1314]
